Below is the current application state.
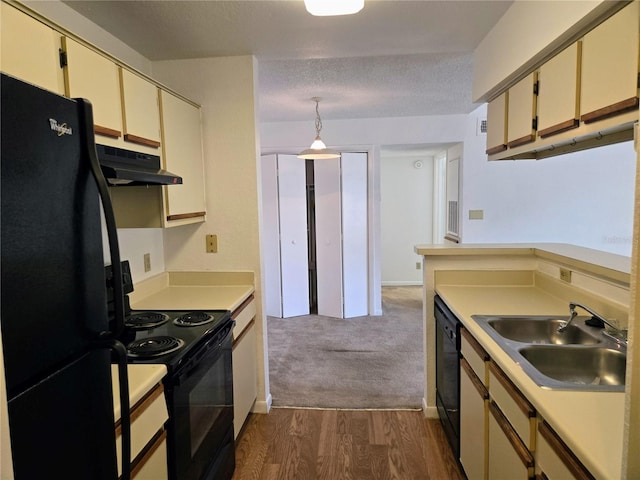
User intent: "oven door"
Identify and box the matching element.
[166,321,235,480]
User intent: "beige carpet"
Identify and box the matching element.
[267,286,424,409]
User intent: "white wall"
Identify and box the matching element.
[460,106,636,256]
[150,55,271,411]
[381,153,434,285]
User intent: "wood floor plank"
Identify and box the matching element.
[232,408,465,480]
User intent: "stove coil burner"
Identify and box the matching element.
[125,311,170,329]
[173,311,214,327]
[127,336,185,358]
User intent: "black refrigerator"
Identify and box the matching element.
[1,73,131,478]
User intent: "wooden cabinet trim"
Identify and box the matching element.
[94,125,122,138]
[123,133,161,148]
[489,360,535,418]
[538,119,580,138]
[166,211,206,221]
[232,294,256,319]
[538,420,595,480]
[507,134,536,148]
[486,144,507,155]
[489,400,534,468]
[115,383,164,432]
[461,357,489,399]
[461,327,490,361]
[233,318,255,351]
[581,97,639,124]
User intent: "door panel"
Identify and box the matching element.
[277,155,310,317]
[314,158,344,318]
[341,152,368,318]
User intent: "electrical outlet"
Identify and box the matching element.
[416,262,421,270]
[560,268,572,283]
[469,209,484,220]
[143,253,151,272]
[206,234,218,253]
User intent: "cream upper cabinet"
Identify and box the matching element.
[537,42,582,138]
[0,3,64,94]
[62,37,122,139]
[580,1,640,124]
[120,69,162,148]
[486,92,508,155]
[160,90,207,225]
[507,72,538,148]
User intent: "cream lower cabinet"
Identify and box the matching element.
[0,3,65,95]
[232,296,258,438]
[488,401,535,479]
[460,358,488,480]
[116,383,168,480]
[536,420,595,480]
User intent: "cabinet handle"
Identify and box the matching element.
[94,124,122,139]
[538,119,580,138]
[461,327,489,361]
[123,133,161,148]
[461,357,489,399]
[166,211,206,222]
[489,360,535,418]
[581,97,639,124]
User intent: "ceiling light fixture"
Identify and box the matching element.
[304,0,364,16]
[297,97,340,160]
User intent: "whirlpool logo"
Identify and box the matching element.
[49,118,73,136]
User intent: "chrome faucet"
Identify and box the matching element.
[559,302,627,345]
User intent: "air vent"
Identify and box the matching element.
[447,200,459,236]
[477,118,488,135]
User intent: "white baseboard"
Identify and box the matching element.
[381,281,423,286]
[252,393,273,414]
[422,398,438,418]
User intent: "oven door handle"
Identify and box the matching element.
[174,322,234,386]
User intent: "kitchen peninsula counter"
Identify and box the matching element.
[415,243,631,479]
[129,271,255,312]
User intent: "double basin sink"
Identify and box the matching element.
[471,315,627,391]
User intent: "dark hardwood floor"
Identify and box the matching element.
[233,408,465,480]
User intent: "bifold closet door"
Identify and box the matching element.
[261,154,282,317]
[314,153,368,318]
[261,154,309,318]
[341,153,368,318]
[314,158,343,318]
[276,155,310,317]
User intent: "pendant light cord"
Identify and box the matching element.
[315,99,323,138]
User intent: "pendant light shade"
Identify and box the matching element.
[297,98,340,160]
[304,0,364,16]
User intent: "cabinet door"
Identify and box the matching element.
[537,421,595,480]
[488,401,534,479]
[233,322,257,439]
[0,3,64,95]
[537,42,581,138]
[486,92,508,155]
[580,1,640,123]
[507,72,538,148]
[62,37,122,139]
[160,90,206,224]
[460,358,488,480]
[131,431,168,480]
[120,69,161,148]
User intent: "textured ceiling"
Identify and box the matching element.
[62,0,513,122]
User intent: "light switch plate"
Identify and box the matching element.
[469,209,484,220]
[143,253,151,272]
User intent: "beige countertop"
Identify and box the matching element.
[436,284,624,480]
[111,364,167,422]
[415,242,631,279]
[129,271,255,312]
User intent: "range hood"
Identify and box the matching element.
[96,144,183,186]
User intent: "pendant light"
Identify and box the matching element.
[297,97,340,160]
[304,0,364,16]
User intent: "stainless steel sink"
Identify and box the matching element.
[518,345,626,387]
[487,317,600,345]
[471,314,626,391]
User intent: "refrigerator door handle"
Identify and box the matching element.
[95,337,132,480]
[76,98,132,480]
